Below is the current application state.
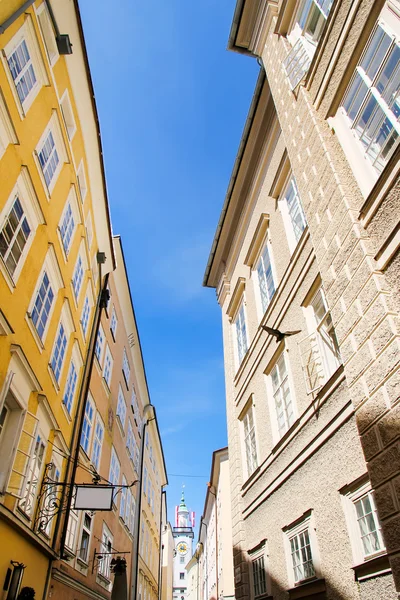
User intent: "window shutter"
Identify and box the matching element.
[7,411,39,498]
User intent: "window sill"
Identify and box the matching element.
[287,577,325,599]
[61,401,72,423]
[353,553,391,582]
[25,313,45,353]
[272,418,301,455]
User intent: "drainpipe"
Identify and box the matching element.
[130,404,154,600]
[58,253,110,558]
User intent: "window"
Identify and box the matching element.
[289,527,315,582]
[110,307,118,339]
[0,197,31,277]
[180,573,185,580]
[7,37,38,108]
[0,92,18,159]
[280,175,307,251]
[31,272,54,340]
[122,348,130,385]
[180,557,185,564]
[62,361,77,415]
[59,201,75,255]
[95,325,105,363]
[341,16,400,175]
[81,295,91,337]
[242,404,258,478]
[60,90,76,140]
[103,345,113,388]
[126,420,136,461]
[271,354,295,437]
[283,0,333,89]
[252,555,267,598]
[354,491,384,557]
[116,386,127,430]
[120,475,127,520]
[98,526,113,580]
[341,479,386,565]
[80,396,94,455]
[18,431,46,516]
[79,512,92,563]
[91,414,104,471]
[77,161,87,201]
[35,114,65,194]
[109,446,120,487]
[50,322,67,383]
[85,211,93,249]
[72,254,84,299]
[299,287,341,393]
[38,129,59,189]
[143,466,147,495]
[36,4,58,66]
[255,244,275,314]
[125,486,132,529]
[234,302,248,365]
[284,513,318,586]
[65,509,78,552]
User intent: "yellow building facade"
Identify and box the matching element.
[0,1,114,599]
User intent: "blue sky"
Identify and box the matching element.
[79,0,258,535]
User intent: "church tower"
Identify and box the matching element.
[172,490,194,600]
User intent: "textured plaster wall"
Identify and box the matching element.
[258,0,400,588]
[219,0,400,597]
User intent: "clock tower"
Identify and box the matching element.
[172,490,194,600]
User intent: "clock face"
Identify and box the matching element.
[176,542,188,555]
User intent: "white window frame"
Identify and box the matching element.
[110,306,118,340]
[299,286,341,394]
[270,353,295,439]
[34,112,67,196]
[59,89,76,140]
[72,252,85,301]
[283,512,320,587]
[330,5,400,196]
[80,394,95,456]
[284,0,333,89]
[233,300,249,368]
[62,361,77,416]
[249,544,269,599]
[77,160,87,201]
[109,446,120,488]
[122,347,130,386]
[120,475,127,521]
[253,240,276,317]
[35,2,59,67]
[95,324,105,365]
[91,413,104,471]
[279,174,307,253]
[78,511,93,564]
[85,210,93,250]
[0,170,43,287]
[65,509,79,554]
[98,524,113,582]
[80,285,94,339]
[116,385,127,431]
[103,344,113,389]
[341,479,386,566]
[2,18,48,115]
[0,90,18,160]
[48,301,74,387]
[240,402,258,481]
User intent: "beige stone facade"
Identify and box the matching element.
[204,0,400,598]
[197,448,235,600]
